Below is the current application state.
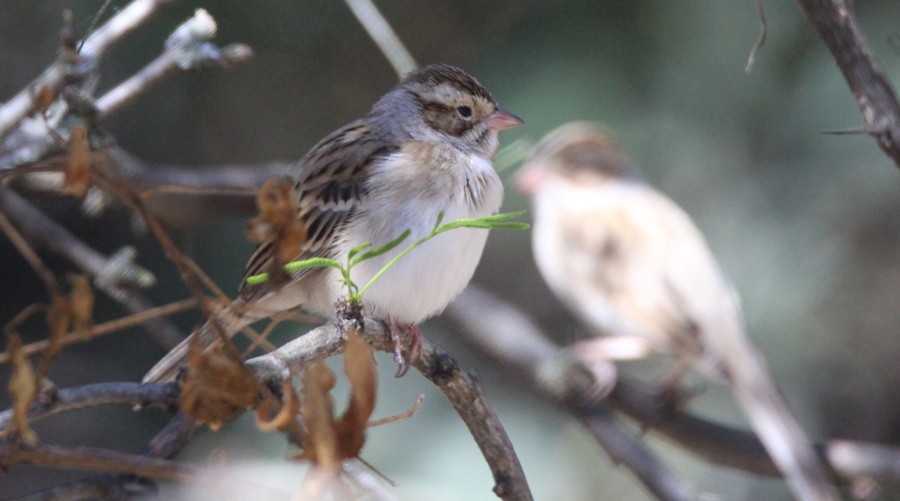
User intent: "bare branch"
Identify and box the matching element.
[247,319,534,501]
[0,299,196,365]
[95,9,253,120]
[446,284,900,487]
[344,0,417,78]
[0,188,185,347]
[796,0,900,168]
[0,0,176,139]
[744,0,767,73]
[446,285,693,501]
[0,382,179,430]
[0,442,291,499]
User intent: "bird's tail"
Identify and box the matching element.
[142,304,254,384]
[714,294,838,501]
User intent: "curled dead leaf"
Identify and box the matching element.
[296,330,379,472]
[6,333,39,446]
[256,379,300,432]
[298,361,340,470]
[180,343,259,431]
[67,274,94,340]
[34,85,55,113]
[336,330,377,459]
[246,176,306,280]
[61,125,92,199]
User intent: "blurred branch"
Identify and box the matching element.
[106,147,290,226]
[0,441,290,498]
[247,318,534,501]
[446,283,900,487]
[0,0,176,139]
[446,286,693,501]
[0,7,252,172]
[0,299,196,364]
[11,474,157,500]
[796,0,900,169]
[0,188,186,348]
[0,382,179,430]
[744,0,767,73]
[95,9,253,120]
[344,0,417,78]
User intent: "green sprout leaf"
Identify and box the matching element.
[352,210,528,301]
[285,257,343,273]
[243,210,529,305]
[350,229,411,266]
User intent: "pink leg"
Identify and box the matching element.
[388,319,423,378]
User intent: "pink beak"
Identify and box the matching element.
[485,107,524,131]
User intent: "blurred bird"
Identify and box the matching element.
[517,122,837,501]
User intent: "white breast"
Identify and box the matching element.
[336,144,503,324]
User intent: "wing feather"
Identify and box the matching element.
[239,119,397,301]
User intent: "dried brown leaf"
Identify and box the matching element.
[246,176,306,279]
[298,361,340,470]
[42,291,70,373]
[180,343,259,431]
[61,125,92,198]
[256,379,300,432]
[67,274,94,339]
[6,333,39,445]
[336,331,377,459]
[34,85,55,113]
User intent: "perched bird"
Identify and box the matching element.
[144,64,522,382]
[517,122,837,501]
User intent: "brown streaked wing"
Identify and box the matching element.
[239,119,397,301]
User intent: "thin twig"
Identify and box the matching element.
[0,201,61,295]
[94,9,253,120]
[0,442,291,499]
[0,0,176,139]
[0,382,179,430]
[91,171,229,305]
[140,184,258,201]
[744,0,767,73]
[0,188,185,347]
[795,0,900,168]
[367,394,425,427]
[343,0,417,78]
[0,298,197,365]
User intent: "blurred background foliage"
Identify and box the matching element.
[2,1,900,499]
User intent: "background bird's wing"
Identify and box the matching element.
[239,119,398,301]
[558,183,720,358]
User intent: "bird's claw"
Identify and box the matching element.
[388,320,422,378]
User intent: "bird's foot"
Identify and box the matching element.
[387,319,422,378]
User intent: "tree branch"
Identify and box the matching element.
[0,0,176,139]
[0,442,290,498]
[446,283,900,486]
[795,0,900,168]
[247,318,534,501]
[94,9,253,121]
[446,285,693,501]
[343,0,417,78]
[0,188,186,347]
[0,382,179,431]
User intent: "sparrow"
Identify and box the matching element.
[517,122,837,501]
[144,64,522,383]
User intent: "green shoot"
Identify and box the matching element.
[244,210,529,304]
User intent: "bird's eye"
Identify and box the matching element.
[456,106,472,118]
